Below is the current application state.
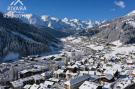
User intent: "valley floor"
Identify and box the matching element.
[1,36,135,89]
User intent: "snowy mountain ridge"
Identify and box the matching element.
[127,10,135,16]
[5,11,101,31]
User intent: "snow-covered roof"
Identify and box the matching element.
[30,84,39,89]
[44,81,54,86]
[103,82,112,89]
[113,78,132,89]
[126,59,134,64]
[103,63,122,75]
[20,70,28,74]
[41,73,46,77]
[20,66,47,74]
[48,78,60,82]
[104,68,117,75]
[66,70,78,76]
[65,75,90,86]
[54,69,64,74]
[87,44,104,51]
[105,74,113,80]
[105,46,135,59]
[96,71,103,76]
[23,84,31,89]
[11,80,23,88]
[80,71,89,75]
[79,81,99,89]
[32,75,44,81]
[111,40,122,47]
[38,83,46,89]
[67,64,79,69]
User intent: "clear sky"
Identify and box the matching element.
[0,0,135,20]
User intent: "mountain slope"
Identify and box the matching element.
[0,13,60,61]
[96,11,135,44]
[79,10,135,44]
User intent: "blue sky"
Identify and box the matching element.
[0,0,135,20]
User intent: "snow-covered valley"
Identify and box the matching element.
[1,35,135,89]
[1,9,135,89]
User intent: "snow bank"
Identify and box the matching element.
[111,40,122,47]
[88,44,104,51]
[127,21,135,28]
[105,45,135,58]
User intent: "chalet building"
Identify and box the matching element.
[66,65,79,73]
[126,59,135,65]
[10,74,45,89]
[44,81,55,88]
[32,75,45,84]
[79,81,102,89]
[29,84,39,89]
[19,66,48,78]
[48,78,60,83]
[96,71,120,84]
[65,65,80,80]
[65,70,78,80]
[125,83,135,89]
[96,76,115,84]
[54,69,66,79]
[41,71,53,79]
[64,75,90,89]
[11,80,23,89]
[23,84,31,89]
[113,78,132,89]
